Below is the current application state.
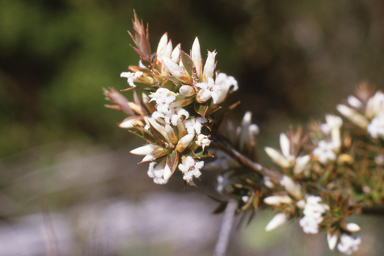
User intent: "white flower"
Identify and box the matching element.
[280,176,302,199]
[147,158,173,184]
[367,115,384,139]
[214,73,238,104]
[265,213,287,232]
[325,114,343,151]
[347,96,363,109]
[265,133,295,168]
[191,37,202,79]
[337,234,361,255]
[196,134,211,150]
[299,195,326,234]
[202,51,217,81]
[149,88,177,115]
[196,77,222,104]
[327,230,340,250]
[337,104,369,129]
[263,195,292,206]
[184,117,208,134]
[178,156,204,183]
[152,107,189,125]
[313,140,336,164]
[130,144,168,162]
[120,71,143,87]
[366,91,384,119]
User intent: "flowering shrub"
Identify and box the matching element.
[104,13,384,255]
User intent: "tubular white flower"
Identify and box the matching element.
[215,73,238,104]
[365,91,384,119]
[337,234,361,255]
[156,33,168,56]
[120,71,144,87]
[176,134,195,152]
[327,230,341,250]
[144,117,171,143]
[184,117,208,134]
[179,85,195,97]
[337,104,369,129]
[171,43,181,63]
[149,88,177,115]
[195,134,211,150]
[325,114,343,151]
[299,196,326,234]
[147,158,172,184]
[203,51,217,81]
[178,156,204,183]
[367,115,384,139]
[293,155,311,175]
[196,77,222,103]
[191,37,202,79]
[280,133,291,158]
[263,195,292,206]
[313,140,337,164]
[347,95,363,109]
[265,213,287,232]
[162,56,189,81]
[130,144,167,162]
[265,147,292,168]
[280,176,302,199]
[119,118,144,129]
[340,221,361,233]
[163,40,173,59]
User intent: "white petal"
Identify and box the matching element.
[327,231,340,250]
[156,33,168,56]
[265,147,291,168]
[203,51,217,81]
[265,213,287,232]
[191,37,202,78]
[294,155,311,175]
[279,133,290,158]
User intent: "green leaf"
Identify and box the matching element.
[181,50,194,77]
[194,101,209,118]
[161,79,175,90]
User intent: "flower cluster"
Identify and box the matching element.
[105,14,384,255]
[104,13,238,185]
[299,196,326,234]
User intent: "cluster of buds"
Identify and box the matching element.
[105,13,384,255]
[104,13,238,185]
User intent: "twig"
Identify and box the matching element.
[212,134,284,185]
[213,198,238,256]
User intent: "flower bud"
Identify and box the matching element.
[294,155,310,175]
[337,104,369,129]
[191,37,202,79]
[327,230,340,250]
[203,51,217,81]
[156,33,168,56]
[179,85,195,97]
[265,147,292,168]
[340,220,361,232]
[265,213,287,232]
[264,195,292,206]
[280,176,302,199]
[176,134,195,152]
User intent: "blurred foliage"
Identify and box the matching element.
[1,0,383,158]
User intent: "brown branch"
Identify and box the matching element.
[212,134,284,185]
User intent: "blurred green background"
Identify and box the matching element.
[0,0,383,255]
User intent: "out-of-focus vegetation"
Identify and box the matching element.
[0,0,384,255]
[1,0,383,157]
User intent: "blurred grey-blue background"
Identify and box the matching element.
[0,0,383,255]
